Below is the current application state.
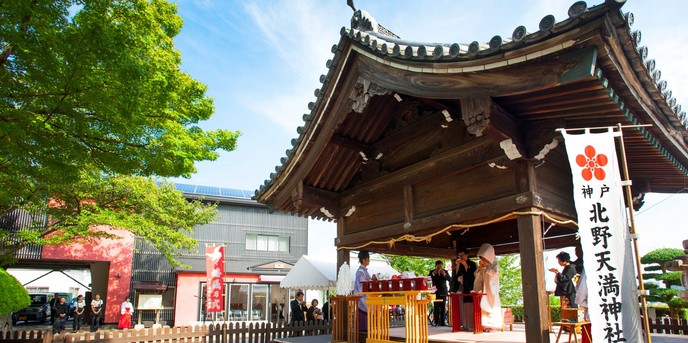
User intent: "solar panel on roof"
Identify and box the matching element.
[220,188,244,198]
[196,186,220,195]
[173,182,253,199]
[174,183,196,193]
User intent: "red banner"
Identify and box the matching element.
[205,245,225,313]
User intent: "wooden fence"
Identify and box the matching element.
[0,321,332,343]
[649,318,688,335]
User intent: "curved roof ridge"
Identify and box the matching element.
[253,0,688,208]
[343,1,616,60]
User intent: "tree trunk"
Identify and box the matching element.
[0,314,12,333]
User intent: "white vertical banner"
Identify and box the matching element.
[562,129,642,343]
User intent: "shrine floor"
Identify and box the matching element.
[274,324,687,343]
[389,324,687,343]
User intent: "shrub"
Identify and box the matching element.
[0,269,30,316]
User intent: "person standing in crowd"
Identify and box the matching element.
[118,296,134,329]
[550,251,577,309]
[429,260,450,326]
[306,299,322,322]
[90,293,104,332]
[52,297,69,334]
[289,291,308,337]
[49,293,59,324]
[451,248,477,331]
[290,291,307,323]
[321,295,332,321]
[354,250,372,331]
[472,243,502,332]
[73,295,85,333]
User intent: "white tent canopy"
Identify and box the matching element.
[280,255,336,290]
[280,255,400,291]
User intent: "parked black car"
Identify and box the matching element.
[11,293,52,325]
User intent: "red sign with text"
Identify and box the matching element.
[205,245,225,313]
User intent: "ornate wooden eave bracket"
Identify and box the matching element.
[461,97,526,160]
[524,120,565,161]
[350,77,392,113]
[291,181,341,218]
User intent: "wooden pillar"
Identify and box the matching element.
[517,210,550,343]
[334,219,352,342]
[336,220,350,272]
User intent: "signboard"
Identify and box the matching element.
[205,245,225,313]
[562,129,642,342]
[137,294,162,310]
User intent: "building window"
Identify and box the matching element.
[245,234,289,252]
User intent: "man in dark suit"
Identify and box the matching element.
[321,295,332,321]
[49,293,60,324]
[429,260,450,326]
[451,248,478,331]
[290,291,307,323]
[289,291,307,336]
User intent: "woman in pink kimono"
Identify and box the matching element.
[472,243,502,332]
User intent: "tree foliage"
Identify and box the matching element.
[641,247,687,318]
[641,249,684,272]
[0,1,239,264]
[498,254,523,305]
[384,255,437,277]
[653,272,683,287]
[647,288,679,304]
[0,268,30,315]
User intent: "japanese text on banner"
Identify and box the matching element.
[205,245,225,313]
[562,130,641,343]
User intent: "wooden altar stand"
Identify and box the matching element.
[552,308,590,343]
[365,290,432,343]
[447,293,483,334]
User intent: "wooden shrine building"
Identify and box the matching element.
[255,1,688,342]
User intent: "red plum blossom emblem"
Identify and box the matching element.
[575,145,608,181]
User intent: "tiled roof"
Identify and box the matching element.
[254,0,688,206]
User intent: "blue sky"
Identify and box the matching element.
[168,0,688,261]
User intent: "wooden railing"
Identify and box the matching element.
[331,295,360,343]
[649,318,688,335]
[0,321,332,343]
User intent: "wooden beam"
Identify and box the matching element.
[330,135,374,157]
[301,185,341,218]
[403,185,414,224]
[517,210,551,343]
[360,242,456,259]
[372,108,448,153]
[341,137,498,207]
[338,192,539,247]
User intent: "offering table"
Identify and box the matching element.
[363,290,432,343]
[447,293,483,334]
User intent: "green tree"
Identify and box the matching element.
[498,254,523,305]
[0,269,30,316]
[383,255,438,277]
[641,248,684,273]
[0,1,240,264]
[641,248,685,318]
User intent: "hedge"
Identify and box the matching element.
[0,268,31,316]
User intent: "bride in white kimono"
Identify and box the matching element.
[472,243,502,331]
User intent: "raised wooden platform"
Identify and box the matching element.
[273,324,684,343]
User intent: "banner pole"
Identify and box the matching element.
[615,123,652,343]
